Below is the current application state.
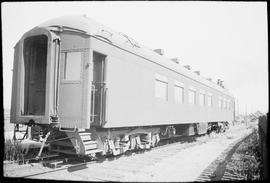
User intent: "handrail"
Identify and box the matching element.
[90,82,107,126]
[53,38,60,115]
[100,84,107,126]
[56,39,61,114]
[90,84,96,123]
[103,87,108,125]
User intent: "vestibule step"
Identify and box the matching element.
[85,148,103,155]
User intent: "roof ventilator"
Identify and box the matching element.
[184,65,191,70]
[154,49,164,55]
[206,78,212,82]
[171,58,180,64]
[220,81,225,88]
[194,71,200,75]
[217,79,221,85]
[217,79,225,88]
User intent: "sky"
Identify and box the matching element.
[1,2,268,115]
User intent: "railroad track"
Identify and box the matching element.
[195,127,255,182]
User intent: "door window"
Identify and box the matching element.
[63,51,82,81]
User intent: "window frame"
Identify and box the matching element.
[207,93,213,107]
[174,81,184,103]
[154,74,168,101]
[61,50,83,83]
[218,97,222,109]
[222,98,226,109]
[199,90,206,106]
[188,86,196,105]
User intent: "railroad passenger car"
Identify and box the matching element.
[10,15,235,157]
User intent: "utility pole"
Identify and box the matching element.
[236,98,239,124]
[237,99,239,117]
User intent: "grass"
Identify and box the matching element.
[4,139,25,163]
[228,129,263,180]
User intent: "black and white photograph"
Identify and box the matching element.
[2,1,268,182]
